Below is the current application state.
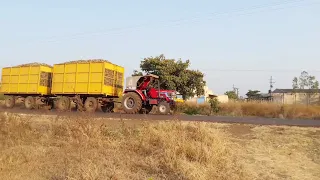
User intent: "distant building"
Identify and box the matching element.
[203,86,213,97]
[272,89,320,105]
[186,86,229,104]
[245,93,272,101]
[215,94,229,103]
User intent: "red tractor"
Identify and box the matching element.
[121,74,176,114]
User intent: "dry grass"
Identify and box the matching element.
[228,124,320,180]
[0,113,319,180]
[0,113,247,180]
[177,101,320,119]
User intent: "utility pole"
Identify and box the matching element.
[269,76,275,101]
[233,84,239,99]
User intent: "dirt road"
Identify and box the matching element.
[1,106,320,127]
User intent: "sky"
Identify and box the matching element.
[0,0,319,96]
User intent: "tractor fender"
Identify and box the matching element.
[123,89,146,101]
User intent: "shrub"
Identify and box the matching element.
[208,97,220,114]
[175,102,210,115]
[175,101,320,119]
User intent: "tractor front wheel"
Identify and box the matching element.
[122,92,142,114]
[157,101,170,115]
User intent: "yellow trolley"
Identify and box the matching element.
[0,63,52,109]
[51,60,124,112]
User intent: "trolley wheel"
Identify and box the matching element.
[4,96,15,108]
[84,97,98,112]
[24,96,35,109]
[56,96,71,111]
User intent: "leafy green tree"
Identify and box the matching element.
[224,90,238,99]
[313,81,319,90]
[292,77,299,89]
[293,71,319,89]
[246,90,261,99]
[134,54,206,100]
[132,70,143,76]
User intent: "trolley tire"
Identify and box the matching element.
[56,96,71,111]
[24,96,35,109]
[84,97,98,112]
[4,96,15,108]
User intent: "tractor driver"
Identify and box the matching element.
[136,76,158,97]
[136,76,147,89]
[146,77,153,89]
[136,76,153,91]
[146,77,160,98]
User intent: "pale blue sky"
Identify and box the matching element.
[1,0,319,96]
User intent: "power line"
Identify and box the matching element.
[18,0,315,45]
[200,69,320,73]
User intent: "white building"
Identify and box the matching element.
[216,95,229,103]
[186,86,229,103]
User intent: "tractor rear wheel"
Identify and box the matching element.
[24,96,35,109]
[84,97,98,112]
[4,96,15,108]
[56,96,71,111]
[157,101,170,115]
[122,92,142,114]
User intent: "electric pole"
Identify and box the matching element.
[269,76,275,100]
[233,84,239,99]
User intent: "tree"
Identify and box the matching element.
[246,90,261,99]
[292,71,319,90]
[292,77,299,89]
[313,81,319,90]
[292,71,319,105]
[133,54,206,100]
[224,90,238,99]
[132,70,143,76]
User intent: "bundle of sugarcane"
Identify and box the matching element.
[58,59,111,64]
[13,62,53,68]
